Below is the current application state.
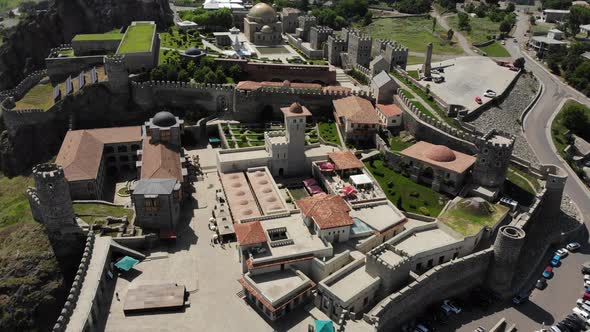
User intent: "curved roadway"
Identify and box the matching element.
[505,14,590,221]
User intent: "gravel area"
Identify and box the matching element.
[467,73,540,166]
[561,195,581,222]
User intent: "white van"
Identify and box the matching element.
[414,324,429,332]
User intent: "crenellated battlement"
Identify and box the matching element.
[131,80,235,92]
[0,69,48,102]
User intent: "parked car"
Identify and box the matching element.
[501,40,506,45]
[573,307,590,320]
[585,280,590,289]
[513,39,518,43]
[556,248,569,258]
[474,327,485,332]
[543,266,554,278]
[551,255,562,267]
[583,291,590,301]
[512,292,530,304]
[442,300,462,314]
[567,242,581,251]
[536,278,548,290]
[414,324,429,332]
[582,261,590,274]
[475,96,483,104]
[483,89,497,98]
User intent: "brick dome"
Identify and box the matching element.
[289,102,303,113]
[425,145,456,162]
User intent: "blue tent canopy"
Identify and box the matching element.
[315,320,334,332]
[115,256,139,271]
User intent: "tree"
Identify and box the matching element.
[514,57,525,70]
[548,58,561,74]
[506,2,515,13]
[362,11,373,26]
[562,105,589,135]
[458,12,471,31]
[567,5,590,36]
[447,28,454,41]
[432,17,437,33]
[499,20,512,36]
[529,15,536,26]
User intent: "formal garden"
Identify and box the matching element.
[221,123,320,149]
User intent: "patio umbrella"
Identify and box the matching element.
[115,256,140,272]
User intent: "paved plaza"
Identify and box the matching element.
[408,56,519,112]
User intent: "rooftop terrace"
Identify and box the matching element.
[73,33,123,41]
[393,227,459,256]
[117,22,156,54]
[245,269,312,307]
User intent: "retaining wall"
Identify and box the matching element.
[0,69,47,102]
[46,56,104,83]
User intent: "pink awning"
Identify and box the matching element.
[303,178,318,187]
[318,162,335,171]
[308,185,324,195]
[341,186,357,196]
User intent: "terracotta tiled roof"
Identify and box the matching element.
[234,221,267,246]
[280,102,312,118]
[297,194,353,230]
[377,103,402,117]
[140,138,183,182]
[56,126,142,182]
[400,141,477,174]
[332,96,380,125]
[328,151,364,170]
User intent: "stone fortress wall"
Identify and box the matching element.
[46,44,104,83]
[0,69,48,102]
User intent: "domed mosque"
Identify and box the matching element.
[243,2,283,45]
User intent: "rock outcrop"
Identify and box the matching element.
[0,0,172,90]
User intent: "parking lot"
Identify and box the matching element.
[413,243,590,332]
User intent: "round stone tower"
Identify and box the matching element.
[539,164,568,224]
[488,225,526,295]
[31,163,75,233]
[473,130,515,188]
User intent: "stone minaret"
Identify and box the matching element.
[422,43,433,78]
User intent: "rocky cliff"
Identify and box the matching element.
[0,0,172,90]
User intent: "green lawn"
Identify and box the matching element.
[73,33,123,41]
[411,100,437,119]
[448,15,501,44]
[318,122,342,146]
[478,41,510,57]
[117,23,156,54]
[439,198,509,236]
[408,70,420,80]
[551,100,590,158]
[407,55,425,65]
[0,174,34,230]
[507,166,540,195]
[389,135,413,151]
[364,159,449,216]
[361,17,463,55]
[73,203,134,225]
[531,22,554,36]
[14,83,54,111]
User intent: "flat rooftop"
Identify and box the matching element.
[246,269,311,306]
[323,264,380,304]
[217,147,269,163]
[350,203,405,233]
[253,215,330,264]
[117,22,156,54]
[220,172,262,222]
[394,227,459,256]
[123,284,186,314]
[304,145,339,158]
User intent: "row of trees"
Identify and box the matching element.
[178,8,233,30]
[458,2,516,37]
[150,52,243,85]
[545,43,590,97]
[310,0,371,29]
[561,103,590,140]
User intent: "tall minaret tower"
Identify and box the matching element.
[281,102,312,175]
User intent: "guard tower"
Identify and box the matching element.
[105,54,129,93]
[473,130,515,188]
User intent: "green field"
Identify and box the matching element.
[361,17,464,55]
[73,203,134,225]
[439,198,509,236]
[407,55,425,65]
[117,23,156,54]
[14,83,54,111]
[0,174,34,230]
[389,135,413,151]
[364,159,449,216]
[448,15,501,44]
[478,41,510,57]
[318,122,342,146]
[507,166,540,195]
[73,33,123,41]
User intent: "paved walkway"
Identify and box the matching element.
[432,9,478,57]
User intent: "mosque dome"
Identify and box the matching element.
[288,102,303,113]
[248,3,277,22]
[425,145,456,162]
[152,111,177,127]
[261,25,273,33]
[185,47,202,56]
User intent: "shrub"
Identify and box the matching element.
[423,200,429,206]
[387,181,394,188]
[286,197,292,203]
[409,203,417,209]
[410,191,420,198]
[419,207,430,216]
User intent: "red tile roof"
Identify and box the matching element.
[139,138,183,182]
[377,103,403,117]
[56,126,142,181]
[328,151,364,171]
[333,96,380,125]
[234,221,267,246]
[297,194,353,230]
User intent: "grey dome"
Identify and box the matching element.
[152,111,177,127]
[185,47,202,56]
